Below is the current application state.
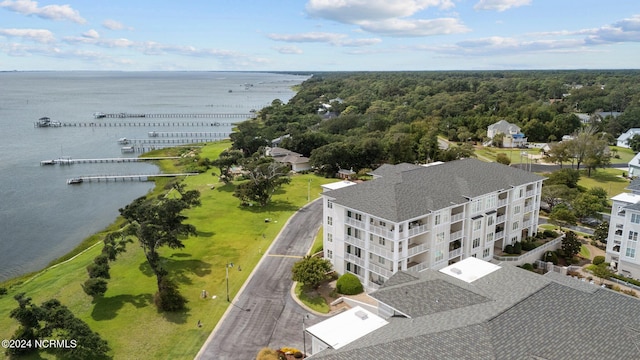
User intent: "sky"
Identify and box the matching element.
[1,0,640,71]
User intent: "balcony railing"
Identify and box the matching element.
[345,235,365,248]
[450,230,463,240]
[523,219,532,228]
[407,261,429,273]
[526,189,536,197]
[449,247,463,259]
[451,213,465,223]
[497,198,508,207]
[524,205,534,213]
[345,253,366,267]
[408,223,429,236]
[408,242,429,257]
[369,243,394,259]
[496,215,506,224]
[369,262,393,278]
[345,217,365,229]
[370,225,394,239]
[495,231,504,239]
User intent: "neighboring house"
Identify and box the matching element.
[486,120,527,148]
[605,178,640,279]
[306,257,640,359]
[629,153,640,178]
[616,128,640,148]
[337,168,356,180]
[265,146,311,172]
[270,134,290,146]
[322,159,544,291]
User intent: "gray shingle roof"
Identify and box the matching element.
[325,159,545,222]
[310,265,640,360]
[627,177,640,193]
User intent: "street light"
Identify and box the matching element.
[226,262,234,302]
[302,314,311,358]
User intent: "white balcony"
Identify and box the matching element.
[369,244,394,259]
[524,205,534,213]
[451,213,465,223]
[496,215,506,224]
[345,217,365,229]
[345,235,365,248]
[498,198,508,207]
[495,231,504,239]
[408,224,429,236]
[523,219,532,228]
[407,261,429,273]
[408,242,429,257]
[450,230,463,240]
[345,253,366,267]
[369,262,393,278]
[449,247,463,259]
[370,225,394,239]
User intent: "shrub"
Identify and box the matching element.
[522,241,537,251]
[82,278,108,297]
[543,251,558,265]
[513,241,522,254]
[154,278,188,312]
[86,262,110,279]
[593,255,605,265]
[336,273,364,295]
[520,263,534,271]
[543,229,559,238]
[622,289,638,297]
[0,287,7,295]
[504,244,514,254]
[256,347,280,360]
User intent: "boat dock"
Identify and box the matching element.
[41,156,180,166]
[95,112,254,119]
[67,173,198,184]
[58,121,235,128]
[119,138,221,145]
[148,131,228,138]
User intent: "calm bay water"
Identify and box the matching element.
[0,71,308,281]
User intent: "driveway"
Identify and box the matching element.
[196,199,325,360]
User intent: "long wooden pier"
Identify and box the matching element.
[41,156,180,165]
[67,173,198,184]
[59,121,235,128]
[121,138,220,145]
[148,131,228,138]
[96,113,254,119]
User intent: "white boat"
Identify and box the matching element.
[67,178,83,185]
[93,112,106,119]
[121,146,134,153]
[118,137,129,144]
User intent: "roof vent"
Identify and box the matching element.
[355,310,368,320]
[450,268,462,275]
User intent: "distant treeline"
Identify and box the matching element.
[230,70,640,176]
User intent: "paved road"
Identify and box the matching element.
[196,199,325,360]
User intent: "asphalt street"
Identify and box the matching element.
[196,199,325,360]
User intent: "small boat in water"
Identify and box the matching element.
[93,112,106,119]
[118,137,130,144]
[35,117,62,127]
[67,177,83,185]
[40,159,56,165]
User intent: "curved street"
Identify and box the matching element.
[196,199,325,360]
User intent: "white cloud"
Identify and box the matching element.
[274,46,303,54]
[0,28,55,43]
[306,0,454,23]
[82,29,100,39]
[0,0,86,24]
[102,19,133,31]
[473,0,531,12]
[359,18,469,36]
[268,32,347,43]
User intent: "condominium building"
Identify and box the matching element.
[322,158,544,290]
[605,179,640,279]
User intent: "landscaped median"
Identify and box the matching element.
[0,140,337,360]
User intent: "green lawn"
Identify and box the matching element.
[311,227,324,255]
[577,167,630,199]
[0,140,337,360]
[294,282,330,314]
[474,147,542,165]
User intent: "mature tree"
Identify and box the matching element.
[593,221,609,244]
[561,231,582,258]
[541,184,578,212]
[591,264,613,284]
[544,168,580,188]
[546,141,573,168]
[572,193,605,222]
[291,256,333,289]
[492,133,505,148]
[83,229,134,298]
[496,153,511,165]
[628,134,640,153]
[309,142,352,177]
[7,294,110,359]
[234,157,291,206]
[549,204,577,229]
[565,126,605,171]
[212,149,244,183]
[119,183,200,311]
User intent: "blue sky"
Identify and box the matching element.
[1,0,639,71]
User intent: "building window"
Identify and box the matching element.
[514,205,521,214]
[327,233,333,242]
[347,210,352,218]
[379,238,386,246]
[511,236,518,244]
[473,237,480,248]
[355,213,362,221]
[472,199,482,213]
[485,195,497,209]
[632,213,640,224]
[486,232,494,242]
[327,201,333,209]
[378,256,385,264]
[435,250,444,262]
[487,216,494,226]
[625,247,636,258]
[629,231,638,241]
[519,188,524,198]
[327,250,333,259]
[327,216,333,226]
[435,214,441,225]
[483,248,491,257]
[512,221,519,231]
[474,220,482,231]
[436,232,445,243]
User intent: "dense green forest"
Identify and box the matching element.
[230,71,640,176]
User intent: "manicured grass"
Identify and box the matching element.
[311,227,324,255]
[577,167,630,199]
[609,146,635,165]
[474,147,542,164]
[0,140,337,360]
[579,245,591,259]
[294,282,330,314]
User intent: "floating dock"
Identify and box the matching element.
[66,173,199,184]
